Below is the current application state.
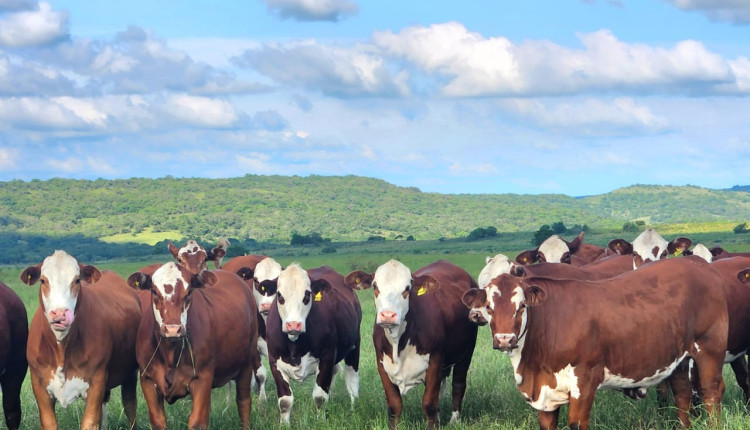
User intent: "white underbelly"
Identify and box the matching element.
[275,353,319,384]
[599,352,688,390]
[381,342,430,395]
[46,366,90,408]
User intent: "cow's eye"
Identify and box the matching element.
[303,290,311,305]
[402,285,410,298]
[373,283,379,298]
[277,292,285,305]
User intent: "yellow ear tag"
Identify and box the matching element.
[27,274,31,281]
[674,248,683,256]
[135,280,140,287]
[355,277,360,284]
[746,272,749,279]
[314,291,322,302]
[417,286,426,296]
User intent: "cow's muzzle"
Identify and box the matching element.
[259,302,273,315]
[284,321,304,336]
[376,310,400,327]
[49,308,74,331]
[161,324,186,339]
[493,333,518,352]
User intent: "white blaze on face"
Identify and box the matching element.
[691,243,713,263]
[40,250,81,339]
[477,254,514,288]
[276,264,313,336]
[254,257,283,315]
[373,260,413,326]
[538,235,570,263]
[151,262,190,328]
[632,229,669,265]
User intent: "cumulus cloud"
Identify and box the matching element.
[261,0,358,22]
[500,97,669,136]
[664,0,750,24]
[0,147,18,169]
[0,0,37,12]
[373,23,735,97]
[0,2,68,47]
[232,40,407,97]
[165,94,240,128]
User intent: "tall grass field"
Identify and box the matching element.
[1,251,750,429]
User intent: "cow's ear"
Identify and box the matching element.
[485,255,493,264]
[236,267,255,280]
[20,265,41,285]
[207,239,228,267]
[79,264,102,284]
[567,232,583,254]
[668,237,692,256]
[167,241,179,259]
[344,271,373,290]
[461,288,487,309]
[191,270,217,289]
[412,274,439,297]
[258,279,277,295]
[608,239,632,255]
[310,279,332,302]
[710,246,725,257]
[738,269,750,284]
[515,250,538,265]
[127,272,153,290]
[525,285,547,307]
[512,265,528,277]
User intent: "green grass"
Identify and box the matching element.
[99,228,183,245]
[2,254,750,429]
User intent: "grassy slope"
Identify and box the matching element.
[2,252,750,429]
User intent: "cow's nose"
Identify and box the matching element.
[284,321,304,334]
[259,302,272,314]
[377,311,398,325]
[161,324,185,338]
[493,333,518,351]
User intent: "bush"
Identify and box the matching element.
[321,246,337,254]
[734,223,748,234]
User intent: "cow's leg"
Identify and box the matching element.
[121,370,138,429]
[0,357,26,430]
[80,372,107,430]
[343,342,360,405]
[421,355,444,430]
[187,375,213,430]
[567,383,597,430]
[30,373,58,430]
[140,377,167,430]
[313,358,337,420]
[377,362,402,430]
[271,360,294,425]
[236,365,255,430]
[449,351,473,424]
[669,362,694,427]
[730,355,750,405]
[537,409,559,430]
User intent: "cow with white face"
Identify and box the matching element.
[21,250,141,430]
[128,262,259,430]
[345,259,478,430]
[608,228,692,269]
[265,264,361,425]
[168,238,229,274]
[468,254,517,325]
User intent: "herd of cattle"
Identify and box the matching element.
[0,228,749,429]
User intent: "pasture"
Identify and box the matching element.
[2,250,750,429]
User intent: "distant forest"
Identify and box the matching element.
[1,175,749,264]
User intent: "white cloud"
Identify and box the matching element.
[665,0,750,23]
[45,156,83,173]
[0,2,68,47]
[165,94,240,128]
[0,0,37,12]
[236,152,274,174]
[0,147,18,169]
[261,0,358,22]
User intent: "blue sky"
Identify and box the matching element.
[0,0,748,196]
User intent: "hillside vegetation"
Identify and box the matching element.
[1,175,749,264]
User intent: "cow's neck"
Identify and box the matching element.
[383,321,408,347]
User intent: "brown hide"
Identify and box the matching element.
[484,256,728,430]
[132,267,258,430]
[0,282,28,430]
[25,269,140,430]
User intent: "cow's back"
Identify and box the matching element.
[710,256,750,355]
[221,255,268,277]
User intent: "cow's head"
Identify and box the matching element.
[237,257,283,319]
[686,243,713,263]
[516,233,581,265]
[128,262,216,339]
[477,254,517,288]
[20,250,101,342]
[265,264,330,341]
[462,287,490,325]
[608,229,692,268]
[479,274,546,353]
[345,259,440,329]
[168,238,229,274]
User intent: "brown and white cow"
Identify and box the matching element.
[607,228,692,268]
[462,256,728,429]
[127,262,259,430]
[265,264,361,424]
[346,259,478,429]
[0,281,28,430]
[516,232,608,266]
[168,238,229,273]
[708,246,750,261]
[21,250,141,430]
